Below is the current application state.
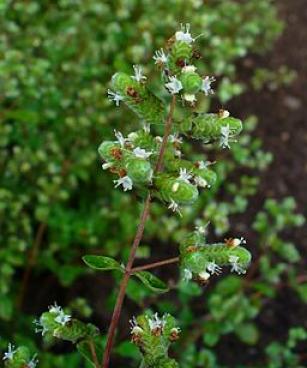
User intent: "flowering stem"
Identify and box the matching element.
[131,256,180,273]
[102,95,177,368]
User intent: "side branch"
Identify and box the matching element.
[131,256,180,273]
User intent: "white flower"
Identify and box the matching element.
[133,147,153,159]
[155,136,163,143]
[153,48,168,65]
[201,76,216,96]
[127,132,138,142]
[143,123,150,133]
[172,182,180,192]
[102,162,113,170]
[107,89,123,106]
[219,109,230,119]
[183,94,197,103]
[178,168,192,183]
[175,23,194,44]
[194,176,208,188]
[183,268,193,282]
[182,65,197,73]
[148,313,166,332]
[229,255,246,275]
[195,223,209,235]
[165,76,183,94]
[168,134,183,144]
[174,149,182,158]
[130,317,143,335]
[3,343,17,361]
[131,65,146,83]
[220,124,230,149]
[206,262,222,275]
[197,160,211,169]
[55,311,71,326]
[114,176,133,191]
[114,129,126,147]
[232,237,246,247]
[48,302,62,314]
[28,355,39,368]
[33,318,48,336]
[168,199,182,216]
[198,271,211,281]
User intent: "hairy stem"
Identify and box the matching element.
[131,256,180,273]
[102,95,176,368]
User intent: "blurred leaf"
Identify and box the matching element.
[77,337,105,367]
[235,323,259,345]
[0,296,13,320]
[115,341,140,360]
[294,283,307,303]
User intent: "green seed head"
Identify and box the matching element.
[180,69,202,94]
[126,158,153,185]
[155,174,199,205]
[98,141,120,161]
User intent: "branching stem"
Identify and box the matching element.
[102,95,177,368]
[131,256,180,273]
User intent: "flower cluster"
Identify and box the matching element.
[99,127,217,215]
[2,344,38,368]
[34,303,98,344]
[130,313,180,368]
[180,232,251,284]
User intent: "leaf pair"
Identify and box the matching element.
[83,255,168,293]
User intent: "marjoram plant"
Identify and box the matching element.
[3,25,253,368]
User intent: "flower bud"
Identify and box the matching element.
[194,167,217,187]
[125,158,153,185]
[168,41,193,74]
[98,141,120,161]
[155,174,198,205]
[180,70,203,94]
[53,319,94,343]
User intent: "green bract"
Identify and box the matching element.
[180,70,203,94]
[155,174,199,206]
[98,141,120,162]
[111,72,166,125]
[125,157,153,185]
[179,112,243,141]
[168,41,193,74]
[131,313,180,368]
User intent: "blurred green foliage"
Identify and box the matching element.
[1,1,305,367]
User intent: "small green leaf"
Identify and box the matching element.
[82,255,123,272]
[235,323,259,345]
[77,337,104,367]
[133,271,169,293]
